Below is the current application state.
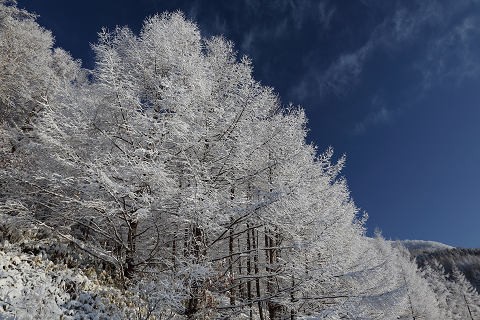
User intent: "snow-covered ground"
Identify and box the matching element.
[0,241,139,320]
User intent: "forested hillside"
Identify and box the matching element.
[0,2,479,319]
[413,245,480,293]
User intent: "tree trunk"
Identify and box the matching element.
[266,228,283,320]
[246,223,253,320]
[253,228,264,320]
[172,225,177,270]
[125,219,138,279]
[229,224,236,305]
[229,188,236,306]
[238,237,245,299]
[290,274,296,320]
[463,294,474,320]
[185,224,206,318]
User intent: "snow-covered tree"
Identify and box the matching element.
[392,245,444,320]
[447,266,480,319]
[0,0,83,239]
[422,257,480,319]
[422,259,455,319]
[0,1,82,146]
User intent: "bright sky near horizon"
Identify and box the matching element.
[17,0,480,248]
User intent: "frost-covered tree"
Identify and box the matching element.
[422,258,480,319]
[0,0,83,237]
[422,260,455,319]
[392,245,444,320]
[0,1,82,146]
[0,1,53,131]
[447,266,480,319]
[324,235,408,319]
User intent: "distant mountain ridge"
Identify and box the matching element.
[400,239,454,256]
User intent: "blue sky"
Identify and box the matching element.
[18,0,480,248]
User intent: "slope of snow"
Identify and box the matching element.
[0,241,140,320]
[399,240,454,254]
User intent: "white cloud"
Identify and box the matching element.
[241,30,255,53]
[185,0,200,22]
[318,1,336,29]
[353,96,393,135]
[319,44,371,96]
[240,0,334,56]
[419,16,480,89]
[291,0,480,102]
[389,2,443,43]
[212,14,228,35]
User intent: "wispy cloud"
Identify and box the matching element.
[293,0,480,98]
[239,0,335,56]
[354,107,391,135]
[419,16,480,89]
[353,96,393,135]
[319,45,371,96]
[239,17,288,56]
[212,14,228,35]
[289,39,372,101]
[318,1,336,30]
[265,0,335,30]
[291,2,438,99]
[289,0,480,133]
